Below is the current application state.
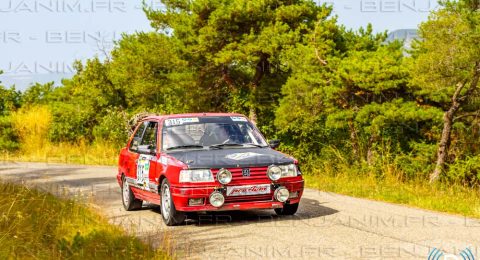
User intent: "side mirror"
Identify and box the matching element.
[137,145,157,155]
[268,139,280,149]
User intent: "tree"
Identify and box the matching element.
[46,59,118,142]
[22,82,55,106]
[410,0,480,183]
[277,23,443,164]
[108,32,192,113]
[145,0,329,125]
[0,70,21,151]
[0,70,22,115]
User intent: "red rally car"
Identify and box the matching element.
[117,113,304,226]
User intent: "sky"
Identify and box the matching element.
[0,0,440,90]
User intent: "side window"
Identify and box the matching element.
[130,122,148,151]
[140,122,158,148]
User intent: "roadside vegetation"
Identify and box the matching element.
[305,169,480,218]
[1,0,480,217]
[0,182,169,259]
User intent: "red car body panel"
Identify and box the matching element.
[117,113,304,212]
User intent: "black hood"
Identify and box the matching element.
[167,147,294,169]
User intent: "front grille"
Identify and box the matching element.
[211,166,270,184]
[211,167,274,203]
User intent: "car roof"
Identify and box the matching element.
[142,112,247,121]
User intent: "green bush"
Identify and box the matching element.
[447,155,480,186]
[93,109,129,147]
[0,115,19,151]
[48,102,95,143]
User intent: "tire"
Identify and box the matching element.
[160,178,186,226]
[122,176,143,211]
[275,203,299,216]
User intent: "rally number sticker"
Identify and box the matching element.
[165,117,199,126]
[136,154,154,191]
[230,116,248,122]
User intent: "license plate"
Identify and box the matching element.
[226,184,271,197]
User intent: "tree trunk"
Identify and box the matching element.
[366,134,377,165]
[249,106,257,125]
[249,80,258,125]
[348,119,360,159]
[248,54,268,125]
[430,63,480,183]
[430,103,459,183]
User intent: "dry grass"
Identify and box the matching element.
[305,165,480,219]
[2,141,119,166]
[6,105,119,165]
[0,182,170,259]
[11,105,52,152]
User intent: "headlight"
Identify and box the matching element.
[217,168,232,185]
[179,169,214,183]
[267,165,282,181]
[268,164,298,181]
[278,164,299,178]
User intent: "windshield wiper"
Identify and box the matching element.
[167,145,204,151]
[243,143,266,148]
[209,143,244,149]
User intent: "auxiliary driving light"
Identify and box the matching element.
[209,192,225,207]
[274,187,290,202]
[217,168,232,185]
[267,165,282,181]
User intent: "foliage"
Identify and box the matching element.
[109,32,192,113]
[0,116,19,151]
[409,0,480,104]
[0,182,169,259]
[93,109,129,147]
[0,86,21,115]
[21,82,56,106]
[145,0,331,126]
[408,0,480,182]
[447,155,480,186]
[276,23,443,172]
[305,169,480,219]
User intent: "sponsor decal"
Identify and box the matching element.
[165,117,199,126]
[225,152,264,161]
[230,116,248,122]
[226,184,271,196]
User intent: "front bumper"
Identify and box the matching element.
[170,180,304,212]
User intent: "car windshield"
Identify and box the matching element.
[162,117,268,150]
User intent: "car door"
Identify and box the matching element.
[126,121,148,181]
[135,121,159,192]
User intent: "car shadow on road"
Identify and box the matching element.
[165,197,340,257]
[170,197,339,227]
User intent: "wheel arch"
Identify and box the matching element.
[158,174,167,193]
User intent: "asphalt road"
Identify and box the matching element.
[0,162,479,259]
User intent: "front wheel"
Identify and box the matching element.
[275,203,299,216]
[122,177,143,211]
[160,179,185,226]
